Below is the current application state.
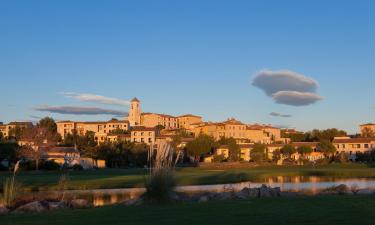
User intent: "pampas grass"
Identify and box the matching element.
[1,161,20,207]
[144,140,178,203]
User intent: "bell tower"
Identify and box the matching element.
[128,97,141,126]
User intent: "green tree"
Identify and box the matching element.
[37,117,57,134]
[185,135,217,161]
[297,145,313,155]
[0,142,18,162]
[218,137,240,161]
[130,143,149,167]
[250,143,266,162]
[280,144,296,158]
[109,128,130,135]
[305,129,347,142]
[318,140,337,156]
[281,131,306,142]
[8,127,24,140]
[362,127,375,138]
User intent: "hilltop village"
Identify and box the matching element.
[1,98,375,167]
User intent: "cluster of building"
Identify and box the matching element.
[55,98,288,146]
[3,98,375,165]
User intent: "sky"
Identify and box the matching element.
[1,0,375,134]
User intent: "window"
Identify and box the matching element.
[365,144,369,148]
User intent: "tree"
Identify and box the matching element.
[0,142,18,163]
[109,128,130,135]
[218,137,240,161]
[0,132,3,142]
[362,127,375,138]
[37,117,57,134]
[318,140,336,157]
[297,145,313,155]
[305,129,347,142]
[281,131,306,142]
[19,127,60,170]
[129,143,149,167]
[8,127,24,140]
[280,144,296,158]
[185,135,217,161]
[250,143,266,162]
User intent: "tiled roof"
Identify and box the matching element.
[360,123,375,126]
[141,113,176,118]
[47,147,79,154]
[131,126,156,132]
[332,138,375,144]
[8,122,33,126]
[131,97,140,102]
[178,114,202,118]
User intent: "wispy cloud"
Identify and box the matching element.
[29,115,43,120]
[270,112,292,118]
[61,92,130,106]
[252,70,323,106]
[34,105,128,116]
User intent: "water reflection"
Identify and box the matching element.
[24,176,375,207]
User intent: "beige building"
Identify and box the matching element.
[360,123,375,137]
[193,119,279,144]
[57,119,130,141]
[128,98,202,131]
[333,137,375,159]
[193,118,248,140]
[177,114,203,130]
[131,126,157,145]
[141,113,178,130]
[128,98,141,126]
[0,122,33,138]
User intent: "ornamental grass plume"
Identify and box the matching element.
[1,161,21,207]
[144,140,179,203]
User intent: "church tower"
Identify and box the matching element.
[128,97,141,126]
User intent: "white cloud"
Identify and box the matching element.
[253,70,318,96]
[34,105,128,116]
[272,91,324,106]
[252,69,323,106]
[61,92,130,106]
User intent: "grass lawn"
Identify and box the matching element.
[1,196,375,225]
[1,163,375,191]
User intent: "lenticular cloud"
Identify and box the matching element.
[252,70,324,106]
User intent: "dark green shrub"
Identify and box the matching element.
[40,160,61,171]
[19,160,36,171]
[72,164,84,171]
[144,169,175,203]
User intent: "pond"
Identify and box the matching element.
[22,176,375,206]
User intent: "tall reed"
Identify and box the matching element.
[1,161,20,207]
[144,140,179,203]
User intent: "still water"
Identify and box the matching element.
[30,176,375,206]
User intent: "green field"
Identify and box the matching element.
[1,164,375,191]
[1,196,375,225]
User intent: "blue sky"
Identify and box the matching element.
[0,0,374,133]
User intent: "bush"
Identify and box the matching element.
[72,164,84,171]
[144,169,175,203]
[315,158,331,165]
[334,152,349,163]
[213,154,226,163]
[40,160,60,171]
[19,160,36,171]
